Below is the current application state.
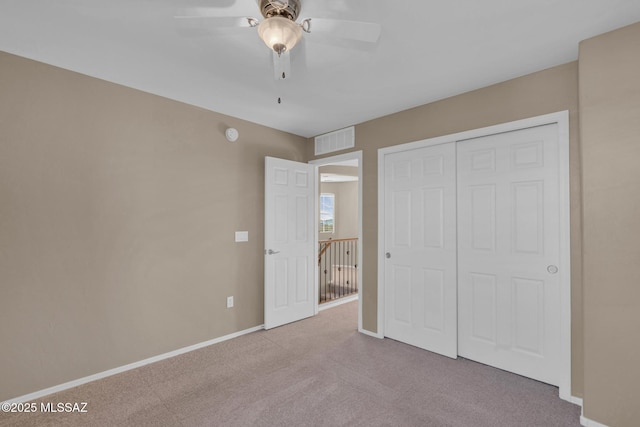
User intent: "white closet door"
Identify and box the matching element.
[384,143,458,358]
[457,124,561,385]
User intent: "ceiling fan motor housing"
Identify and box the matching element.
[260,0,301,21]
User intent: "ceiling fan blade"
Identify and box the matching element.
[305,18,381,43]
[291,37,308,75]
[191,0,238,7]
[272,38,308,81]
[174,15,255,37]
[273,50,291,80]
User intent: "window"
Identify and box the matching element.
[320,193,335,233]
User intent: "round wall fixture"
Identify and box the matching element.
[225,128,239,142]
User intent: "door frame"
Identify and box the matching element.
[309,151,364,332]
[377,111,572,401]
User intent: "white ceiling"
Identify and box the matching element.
[2,1,640,138]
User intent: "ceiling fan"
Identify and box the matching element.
[175,0,382,80]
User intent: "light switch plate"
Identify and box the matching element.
[235,231,249,242]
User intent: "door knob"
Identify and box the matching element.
[547,265,558,274]
[268,249,280,255]
[386,252,391,259]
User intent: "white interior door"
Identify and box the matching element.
[383,143,458,358]
[457,124,561,385]
[264,157,316,330]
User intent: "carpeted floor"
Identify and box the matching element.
[319,289,358,304]
[0,301,581,426]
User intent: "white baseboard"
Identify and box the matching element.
[318,295,358,311]
[580,415,610,427]
[574,397,609,427]
[570,396,584,406]
[2,324,265,404]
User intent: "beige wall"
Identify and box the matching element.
[0,51,308,401]
[319,166,359,241]
[579,22,640,427]
[308,61,583,397]
[319,181,358,240]
[335,181,358,240]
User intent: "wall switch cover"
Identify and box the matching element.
[235,231,248,242]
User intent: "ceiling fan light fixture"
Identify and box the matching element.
[257,16,302,55]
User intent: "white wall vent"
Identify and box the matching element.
[314,126,355,156]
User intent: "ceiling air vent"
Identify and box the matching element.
[314,126,355,156]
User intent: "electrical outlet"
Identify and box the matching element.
[226,296,234,308]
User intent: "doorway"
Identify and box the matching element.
[378,112,572,401]
[310,151,363,331]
